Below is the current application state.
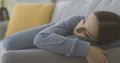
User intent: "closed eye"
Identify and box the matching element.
[84,31,91,40]
[85,29,93,41]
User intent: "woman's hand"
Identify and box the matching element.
[87,46,109,63]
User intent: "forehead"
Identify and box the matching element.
[87,13,97,20]
[86,13,99,25]
[86,13,99,27]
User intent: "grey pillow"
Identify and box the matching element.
[97,40,120,49]
[105,47,120,63]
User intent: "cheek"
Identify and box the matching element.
[90,26,97,35]
[89,21,98,32]
[90,24,99,40]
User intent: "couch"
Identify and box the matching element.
[0,0,120,63]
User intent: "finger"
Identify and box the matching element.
[95,46,108,54]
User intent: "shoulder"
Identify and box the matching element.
[64,15,85,21]
[62,15,85,26]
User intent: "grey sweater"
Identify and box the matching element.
[34,16,90,57]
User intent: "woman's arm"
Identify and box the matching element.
[34,16,90,57]
[3,23,55,50]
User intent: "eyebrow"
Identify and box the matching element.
[77,27,93,40]
[85,17,88,21]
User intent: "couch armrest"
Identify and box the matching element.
[0,21,8,40]
[2,49,88,63]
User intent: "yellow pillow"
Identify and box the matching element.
[5,3,54,37]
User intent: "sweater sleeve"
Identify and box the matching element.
[34,16,90,57]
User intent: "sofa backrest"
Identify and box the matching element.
[7,0,120,22]
[51,0,120,23]
[51,0,71,23]
[7,0,53,16]
[85,0,120,16]
[105,0,120,16]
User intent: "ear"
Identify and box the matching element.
[73,21,83,36]
[73,27,81,36]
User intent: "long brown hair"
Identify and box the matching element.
[94,11,120,45]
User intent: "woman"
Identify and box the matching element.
[34,11,120,57]
[3,11,120,62]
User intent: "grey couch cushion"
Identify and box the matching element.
[2,47,120,63]
[2,49,88,63]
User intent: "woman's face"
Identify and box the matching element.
[73,13,99,42]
